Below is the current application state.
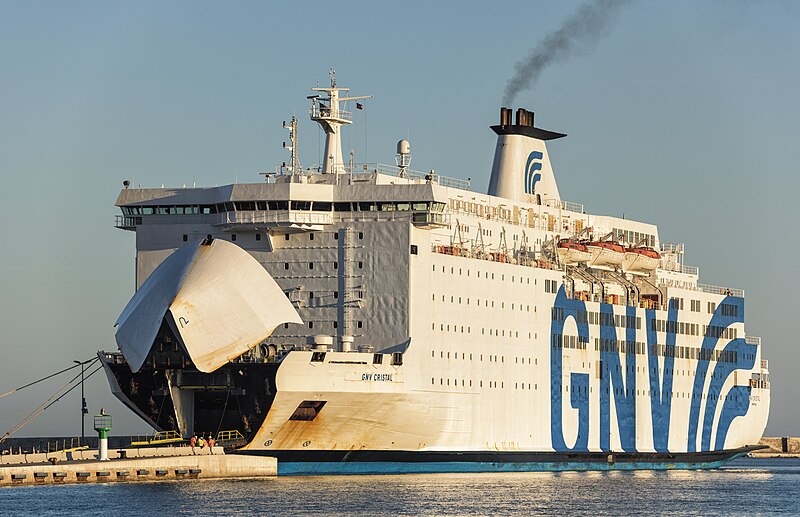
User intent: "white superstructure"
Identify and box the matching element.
[103,75,770,473]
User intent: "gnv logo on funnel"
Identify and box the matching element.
[525,151,543,195]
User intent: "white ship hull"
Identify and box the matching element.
[233,289,769,473]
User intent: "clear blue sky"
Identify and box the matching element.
[0,1,797,437]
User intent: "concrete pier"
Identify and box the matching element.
[749,437,800,458]
[0,447,276,486]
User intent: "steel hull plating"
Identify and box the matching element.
[237,448,756,475]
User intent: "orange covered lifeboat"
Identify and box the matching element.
[586,241,625,269]
[556,239,592,265]
[622,246,661,274]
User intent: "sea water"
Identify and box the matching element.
[3,458,799,516]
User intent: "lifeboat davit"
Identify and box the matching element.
[622,246,661,274]
[557,239,592,265]
[586,241,625,269]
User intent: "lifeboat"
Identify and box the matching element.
[556,239,591,265]
[586,241,625,269]
[622,246,661,274]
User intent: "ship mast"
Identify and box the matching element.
[309,68,372,174]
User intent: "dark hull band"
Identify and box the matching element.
[235,446,762,475]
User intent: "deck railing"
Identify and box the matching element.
[697,283,744,298]
[215,210,332,226]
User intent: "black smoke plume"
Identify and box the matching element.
[502,0,634,106]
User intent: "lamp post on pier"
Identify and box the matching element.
[73,359,91,439]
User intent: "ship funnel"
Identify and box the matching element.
[488,107,566,204]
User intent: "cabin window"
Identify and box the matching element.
[182,235,188,242]
[256,233,261,241]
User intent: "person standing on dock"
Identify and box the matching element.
[208,435,215,453]
[190,435,197,453]
[198,436,205,449]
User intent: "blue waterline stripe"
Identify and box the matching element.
[277,456,744,476]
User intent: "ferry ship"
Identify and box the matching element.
[101,73,770,474]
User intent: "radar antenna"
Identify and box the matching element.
[309,71,373,175]
[281,116,301,177]
[396,140,411,178]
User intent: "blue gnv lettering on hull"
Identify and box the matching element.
[551,289,757,455]
[645,304,678,452]
[685,296,755,451]
[599,303,637,452]
[550,287,589,451]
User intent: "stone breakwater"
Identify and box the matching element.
[0,447,276,486]
[750,437,800,458]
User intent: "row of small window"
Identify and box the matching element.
[554,336,739,364]
[432,294,531,312]
[122,201,445,215]
[564,384,741,403]
[432,378,515,389]
[544,279,559,294]
[685,298,731,315]
[312,352,403,365]
[705,325,737,339]
[431,349,539,366]
[449,198,512,220]
[551,308,642,329]
[300,291,363,300]
[431,323,533,340]
[281,321,364,330]
[122,205,216,215]
[432,264,535,284]
[431,350,503,362]
[282,231,364,241]
[183,233,259,242]
[181,231,367,244]
[649,318,699,336]
[611,227,656,248]
[649,319,738,339]
[280,261,362,270]
[719,303,740,317]
[551,333,589,350]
